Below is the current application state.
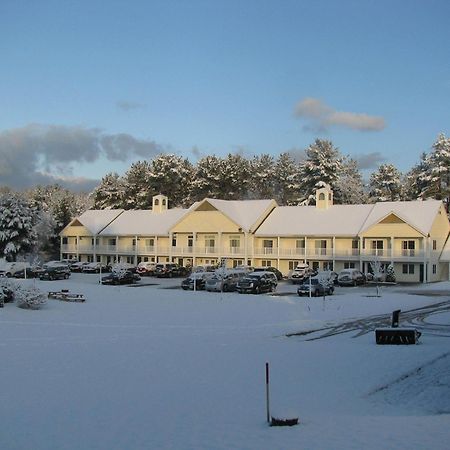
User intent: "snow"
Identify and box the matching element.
[1,276,449,450]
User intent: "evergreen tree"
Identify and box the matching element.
[92,172,125,209]
[334,157,367,204]
[248,154,276,199]
[273,152,301,205]
[299,139,342,201]
[404,152,430,200]
[190,155,224,201]
[368,164,403,202]
[219,153,251,200]
[122,161,152,209]
[0,193,38,260]
[149,154,194,207]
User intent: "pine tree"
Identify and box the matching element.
[92,172,125,209]
[248,154,276,199]
[149,154,194,207]
[299,139,342,201]
[218,153,251,200]
[334,157,367,204]
[273,152,301,205]
[0,193,38,260]
[404,152,430,200]
[190,155,224,201]
[122,161,152,209]
[368,164,403,202]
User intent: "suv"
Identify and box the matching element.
[0,262,30,278]
[297,277,334,297]
[289,264,316,284]
[236,272,276,294]
[181,272,214,290]
[205,272,245,292]
[337,269,366,286]
[39,266,71,281]
[155,263,188,278]
[253,266,283,280]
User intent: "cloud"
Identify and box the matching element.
[116,100,146,111]
[294,97,386,132]
[355,152,386,170]
[0,124,163,191]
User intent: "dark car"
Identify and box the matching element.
[181,273,213,290]
[236,273,275,294]
[101,270,141,285]
[253,266,283,280]
[39,266,71,281]
[297,277,334,297]
[155,263,188,278]
[13,267,41,278]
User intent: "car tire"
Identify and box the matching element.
[223,284,229,292]
[64,274,69,279]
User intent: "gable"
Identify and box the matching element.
[195,201,217,212]
[360,221,424,238]
[171,210,241,233]
[70,219,84,227]
[379,213,405,225]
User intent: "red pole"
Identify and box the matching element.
[266,362,270,424]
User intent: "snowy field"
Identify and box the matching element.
[1,275,450,450]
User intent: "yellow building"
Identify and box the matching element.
[60,188,450,283]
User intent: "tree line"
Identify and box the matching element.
[0,133,448,261]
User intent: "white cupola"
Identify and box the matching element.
[315,183,333,210]
[152,194,168,213]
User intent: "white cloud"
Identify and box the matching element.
[294,97,386,132]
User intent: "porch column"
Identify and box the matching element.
[332,236,336,270]
[155,236,158,263]
[135,235,139,265]
[304,236,308,264]
[93,235,97,262]
[390,236,394,266]
[359,236,363,271]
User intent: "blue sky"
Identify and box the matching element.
[0,0,449,191]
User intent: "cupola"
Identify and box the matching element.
[152,194,168,213]
[315,183,333,210]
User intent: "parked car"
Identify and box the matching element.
[70,261,89,272]
[0,285,14,303]
[297,277,334,297]
[82,262,110,273]
[13,267,41,279]
[205,272,245,292]
[289,264,316,284]
[236,272,276,294]
[101,270,141,285]
[181,272,214,290]
[155,263,188,278]
[39,266,71,281]
[337,269,366,286]
[253,266,283,280]
[0,262,31,278]
[136,262,157,276]
[316,270,339,285]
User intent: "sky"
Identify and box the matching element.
[0,0,449,192]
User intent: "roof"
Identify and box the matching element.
[255,204,373,236]
[193,198,276,232]
[70,209,124,235]
[359,200,442,235]
[99,208,187,236]
[255,200,444,237]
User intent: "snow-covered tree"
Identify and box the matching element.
[368,164,403,202]
[218,153,251,200]
[0,193,38,260]
[91,172,125,209]
[190,155,225,201]
[248,154,276,199]
[122,161,152,209]
[334,157,367,204]
[299,139,342,201]
[404,152,430,200]
[149,154,194,207]
[423,133,450,206]
[273,153,301,205]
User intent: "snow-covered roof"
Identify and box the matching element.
[99,208,188,236]
[255,204,373,236]
[71,209,124,235]
[255,200,445,237]
[196,198,277,232]
[359,200,442,235]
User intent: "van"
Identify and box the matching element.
[0,262,30,277]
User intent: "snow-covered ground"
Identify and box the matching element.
[1,275,449,450]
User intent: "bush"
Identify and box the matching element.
[14,285,47,310]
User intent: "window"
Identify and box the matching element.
[145,238,154,247]
[230,237,240,248]
[154,199,159,205]
[402,240,415,256]
[96,256,101,262]
[172,234,177,247]
[323,261,333,270]
[188,235,194,247]
[91,238,99,246]
[432,264,437,274]
[62,237,68,245]
[372,240,383,249]
[312,261,320,271]
[205,236,215,249]
[263,240,274,254]
[315,240,327,255]
[433,240,437,250]
[132,238,137,247]
[344,262,356,269]
[288,261,298,270]
[262,260,272,267]
[296,239,305,248]
[402,264,415,274]
[126,256,133,264]
[108,238,116,246]
[319,193,325,200]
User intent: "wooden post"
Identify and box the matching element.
[266,362,270,424]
